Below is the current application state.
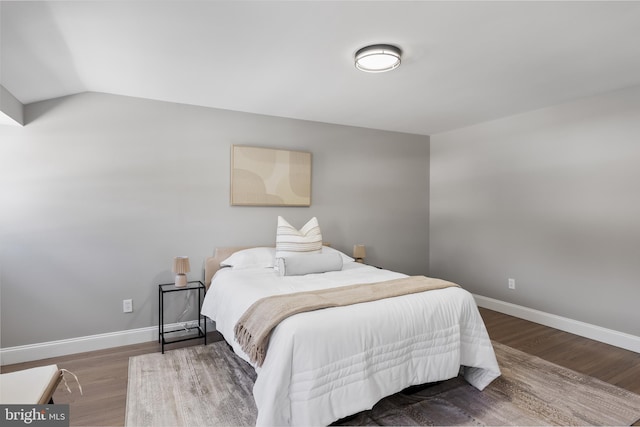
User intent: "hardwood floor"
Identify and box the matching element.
[480,309,640,396]
[2,309,639,426]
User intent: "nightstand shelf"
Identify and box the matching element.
[158,280,207,354]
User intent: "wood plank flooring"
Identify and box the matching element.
[2,309,639,426]
[480,309,640,396]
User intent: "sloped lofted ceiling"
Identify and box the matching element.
[2,1,640,134]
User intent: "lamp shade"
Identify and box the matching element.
[353,245,366,260]
[354,44,402,73]
[172,256,191,274]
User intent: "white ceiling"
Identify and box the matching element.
[2,1,640,135]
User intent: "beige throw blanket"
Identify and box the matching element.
[234,276,460,367]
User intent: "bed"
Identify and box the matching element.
[201,245,500,426]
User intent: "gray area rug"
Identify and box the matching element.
[126,340,640,426]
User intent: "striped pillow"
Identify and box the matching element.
[275,216,323,259]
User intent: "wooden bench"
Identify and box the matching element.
[0,365,63,404]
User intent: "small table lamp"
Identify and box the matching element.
[172,256,190,287]
[353,245,366,263]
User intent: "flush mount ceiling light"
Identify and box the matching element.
[354,44,402,73]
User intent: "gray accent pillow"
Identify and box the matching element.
[276,253,343,276]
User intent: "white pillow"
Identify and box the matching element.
[220,247,276,269]
[276,253,343,276]
[275,216,323,258]
[321,246,355,263]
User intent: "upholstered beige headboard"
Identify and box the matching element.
[204,243,332,289]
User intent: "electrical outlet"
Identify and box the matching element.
[508,278,516,290]
[123,299,133,313]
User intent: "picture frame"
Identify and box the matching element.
[230,145,312,206]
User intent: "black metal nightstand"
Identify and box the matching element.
[158,280,207,354]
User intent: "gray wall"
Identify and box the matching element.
[430,86,640,336]
[1,84,24,126]
[0,92,430,348]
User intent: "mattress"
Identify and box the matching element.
[201,261,500,426]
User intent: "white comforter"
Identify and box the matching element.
[201,262,500,426]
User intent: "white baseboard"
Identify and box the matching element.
[3,299,638,365]
[0,319,216,366]
[474,294,640,354]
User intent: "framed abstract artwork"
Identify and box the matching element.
[231,145,312,206]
